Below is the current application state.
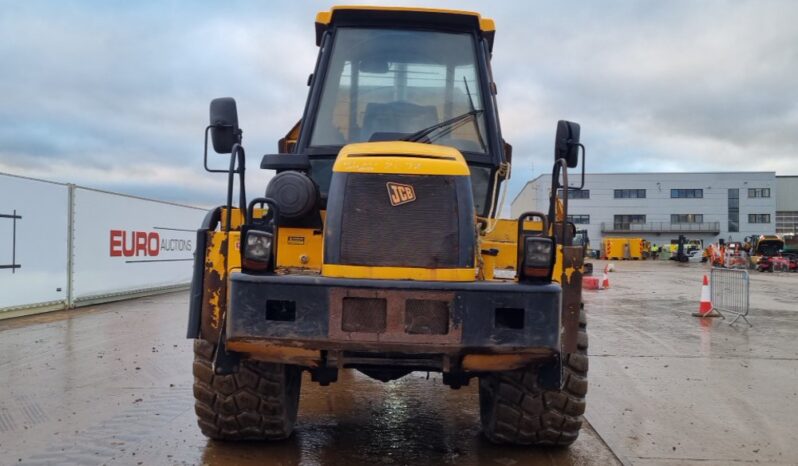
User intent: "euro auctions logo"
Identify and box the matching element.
[109,230,193,257]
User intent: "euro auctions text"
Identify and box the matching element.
[109,230,192,257]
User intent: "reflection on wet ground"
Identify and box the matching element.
[197,370,617,466]
[0,293,618,466]
[5,259,795,465]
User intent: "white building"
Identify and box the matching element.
[511,172,777,248]
[776,176,798,234]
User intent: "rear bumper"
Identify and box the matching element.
[227,272,561,371]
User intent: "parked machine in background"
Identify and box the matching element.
[754,235,783,258]
[686,239,703,253]
[752,235,788,272]
[723,241,748,269]
[603,237,647,260]
[186,6,590,446]
[670,235,689,263]
[783,233,798,256]
[783,233,798,271]
[574,229,594,275]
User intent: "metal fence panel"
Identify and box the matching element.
[71,187,205,303]
[710,267,751,326]
[0,173,69,311]
[1,172,206,318]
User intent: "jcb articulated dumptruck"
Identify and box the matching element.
[187,6,588,446]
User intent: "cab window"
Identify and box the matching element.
[310,28,488,154]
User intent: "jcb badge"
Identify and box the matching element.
[387,182,416,206]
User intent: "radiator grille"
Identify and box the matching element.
[339,174,460,267]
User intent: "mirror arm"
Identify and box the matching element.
[548,158,569,250]
[575,143,586,190]
[203,124,243,174]
[203,126,223,173]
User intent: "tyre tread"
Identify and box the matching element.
[480,309,588,446]
[192,339,300,441]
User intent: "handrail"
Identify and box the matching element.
[224,143,247,231]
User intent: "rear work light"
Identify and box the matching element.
[522,236,554,280]
[243,230,273,271]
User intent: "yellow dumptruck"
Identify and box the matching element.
[186,6,588,446]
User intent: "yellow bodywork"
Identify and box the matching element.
[479,218,545,273]
[276,226,324,272]
[202,225,241,337]
[209,197,573,287]
[321,141,478,281]
[333,141,471,176]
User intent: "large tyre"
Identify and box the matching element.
[479,309,588,446]
[192,339,302,440]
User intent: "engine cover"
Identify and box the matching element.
[322,141,477,281]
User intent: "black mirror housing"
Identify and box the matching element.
[554,120,580,168]
[210,97,241,154]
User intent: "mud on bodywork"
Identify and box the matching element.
[187,207,238,343]
[201,232,228,341]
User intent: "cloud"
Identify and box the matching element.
[486,0,798,181]
[0,0,796,210]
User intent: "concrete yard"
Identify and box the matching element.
[586,260,798,465]
[1,260,796,465]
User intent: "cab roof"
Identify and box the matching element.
[315,6,496,51]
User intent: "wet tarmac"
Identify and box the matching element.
[0,293,617,465]
[1,260,796,465]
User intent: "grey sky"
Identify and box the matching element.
[1,0,796,207]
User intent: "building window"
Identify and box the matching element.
[614,214,646,230]
[567,215,590,224]
[777,211,798,234]
[747,188,770,198]
[671,214,704,224]
[614,189,646,199]
[748,214,771,224]
[728,189,739,232]
[671,188,703,198]
[557,188,589,199]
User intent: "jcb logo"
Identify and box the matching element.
[387,182,416,206]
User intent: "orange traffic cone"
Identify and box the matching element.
[692,275,721,317]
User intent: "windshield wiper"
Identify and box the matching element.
[401,109,484,143]
[402,77,487,152]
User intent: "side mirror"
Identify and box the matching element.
[210,97,241,154]
[554,120,581,168]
